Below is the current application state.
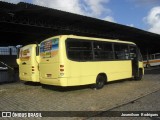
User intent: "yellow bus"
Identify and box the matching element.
[16,44,40,82]
[39,35,144,89]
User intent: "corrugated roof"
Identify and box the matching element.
[0,1,160,54]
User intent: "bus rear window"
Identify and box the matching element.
[40,38,59,58]
[19,47,31,61]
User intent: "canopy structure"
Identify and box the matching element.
[0,1,160,54]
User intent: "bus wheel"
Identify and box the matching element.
[95,75,106,89]
[135,69,143,81]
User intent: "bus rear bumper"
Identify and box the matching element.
[20,75,39,82]
[40,77,68,86]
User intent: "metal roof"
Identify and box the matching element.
[0,1,160,54]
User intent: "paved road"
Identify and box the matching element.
[0,67,160,120]
[88,67,160,120]
[88,89,160,120]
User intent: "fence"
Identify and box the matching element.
[0,46,19,84]
[0,69,19,84]
[0,46,17,55]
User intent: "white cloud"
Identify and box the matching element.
[1,0,116,23]
[33,0,83,15]
[83,0,110,17]
[127,24,134,27]
[144,6,160,34]
[32,0,111,18]
[128,0,160,7]
[103,16,116,23]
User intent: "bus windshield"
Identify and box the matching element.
[40,38,59,58]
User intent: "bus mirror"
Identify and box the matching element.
[36,56,40,63]
[16,59,20,65]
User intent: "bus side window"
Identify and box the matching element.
[93,42,103,60]
[93,41,114,60]
[114,44,129,60]
[129,46,138,60]
[155,54,160,59]
[66,39,93,61]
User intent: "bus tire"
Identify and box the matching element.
[135,69,143,81]
[94,74,106,89]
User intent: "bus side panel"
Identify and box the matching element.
[67,60,132,86]
[66,61,81,86]
[139,61,144,75]
[80,61,132,84]
[107,61,132,81]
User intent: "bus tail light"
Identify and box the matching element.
[60,65,64,72]
[60,65,64,67]
[32,66,35,72]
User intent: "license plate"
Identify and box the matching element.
[46,74,52,77]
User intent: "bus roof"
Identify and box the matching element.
[21,44,37,48]
[41,35,136,45]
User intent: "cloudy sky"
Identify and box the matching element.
[1,0,160,34]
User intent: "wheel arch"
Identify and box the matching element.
[97,73,108,83]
